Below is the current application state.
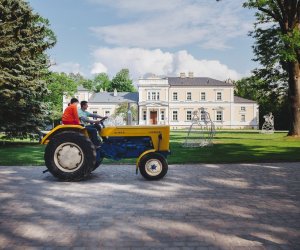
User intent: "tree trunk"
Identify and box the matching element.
[287,60,300,136]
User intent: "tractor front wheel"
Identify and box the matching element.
[138,152,168,180]
[44,131,96,181]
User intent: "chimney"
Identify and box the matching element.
[180,72,186,78]
[188,72,194,78]
[113,88,117,97]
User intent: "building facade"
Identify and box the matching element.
[138,73,259,129]
[66,73,259,129]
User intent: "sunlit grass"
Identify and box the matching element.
[0,131,299,166]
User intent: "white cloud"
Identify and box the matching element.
[91,62,108,74]
[50,62,84,75]
[89,0,253,49]
[91,47,241,81]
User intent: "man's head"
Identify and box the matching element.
[70,98,79,104]
[81,101,88,110]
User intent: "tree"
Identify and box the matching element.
[243,0,300,136]
[44,72,78,126]
[235,76,290,129]
[69,73,93,91]
[114,102,138,122]
[111,69,135,92]
[0,0,56,137]
[93,73,111,92]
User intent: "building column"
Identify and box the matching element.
[146,107,149,125]
[138,106,142,125]
[158,107,160,124]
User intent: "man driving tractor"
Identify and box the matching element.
[78,101,107,147]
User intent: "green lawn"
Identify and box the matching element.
[0,131,299,166]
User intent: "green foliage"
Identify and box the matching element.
[114,102,138,121]
[93,73,111,92]
[44,72,78,122]
[0,0,56,137]
[235,76,289,130]
[111,69,135,92]
[243,0,300,135]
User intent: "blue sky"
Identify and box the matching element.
[28,0,257,81]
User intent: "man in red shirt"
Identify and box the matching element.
[62,98,80,125]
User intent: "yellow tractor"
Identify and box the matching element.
[41,121,170,181]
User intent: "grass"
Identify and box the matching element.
[0,131,299,166]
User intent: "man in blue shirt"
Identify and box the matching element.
[78,101,107,147]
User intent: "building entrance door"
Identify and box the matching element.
[150,111,157,125]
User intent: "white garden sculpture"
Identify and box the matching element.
[183,108,215,147]
[261,112,274,134]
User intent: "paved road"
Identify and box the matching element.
[0,163,299,250]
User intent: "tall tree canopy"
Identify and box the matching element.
[44,72,78,125]
[243,0,300,136]
[111,69,135,92]
[0,0,56,137]
[93,73,111,92]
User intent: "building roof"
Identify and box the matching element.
[168,77,233,86]
[88,92,138,103]
[234,96,256,103]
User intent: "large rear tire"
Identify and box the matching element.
[44,131,96,181]
[138,152,168,180]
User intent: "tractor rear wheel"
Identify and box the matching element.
[44,131,96,181]
[138,152,168,180]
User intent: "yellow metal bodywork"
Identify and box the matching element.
[101,125,170,151]
[40,125,88,145]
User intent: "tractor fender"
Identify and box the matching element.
[40,125,89,145]
[136,149,156,173]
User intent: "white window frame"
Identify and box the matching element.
[173,92,178,101]
[92,111,98,120]
[186,92,192,101]
[216,92,222,101]
[241,114,246,122]
[186,110,192,121]
[147,91,160,101]
[216,110,223,121]
[201,92,206,101]
[241,106,246,111]
[200,110,206,121]
[172,110,178,121]
[161,110,165,121]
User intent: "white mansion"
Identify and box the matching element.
[64,72,259,129]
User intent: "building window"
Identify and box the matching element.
[143,111,146,120]
[201,92,206,101]
[241,106,246,111]
[216,111,223,121]
[92,111,98,120]
[186,111,192,121]
[161,110,165,121]
[216,92,222,101]
[200,110,206,121]
[187,92,192,101]
[105,111,110,116]
[172,111,178,121]
[173,92,178,101]
[241,114,246,122]
[148,91,160,101]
